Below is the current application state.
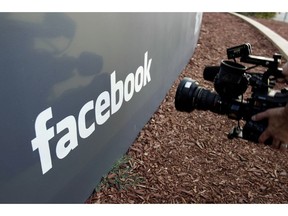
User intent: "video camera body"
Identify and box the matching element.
[175,43,288,144]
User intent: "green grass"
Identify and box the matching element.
[95,155,145,192]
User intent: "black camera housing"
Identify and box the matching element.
[175,43,288,144]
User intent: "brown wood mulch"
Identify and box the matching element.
[86,12,288,204]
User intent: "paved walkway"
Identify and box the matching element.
[231,12,288,60]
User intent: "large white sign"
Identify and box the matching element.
[31,51,152,174]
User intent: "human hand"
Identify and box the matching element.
[284,62,288,82]
[252,105,288,149]
[278,62,288,84]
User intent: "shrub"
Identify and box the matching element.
[238,12,276,19]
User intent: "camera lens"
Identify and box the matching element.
[175,77,222,113]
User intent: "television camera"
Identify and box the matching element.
[174,43,288,144]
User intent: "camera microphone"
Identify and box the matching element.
[203,66,220,81]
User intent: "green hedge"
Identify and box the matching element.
[238,12,276,19]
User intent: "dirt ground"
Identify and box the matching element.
[86,12,288,204]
